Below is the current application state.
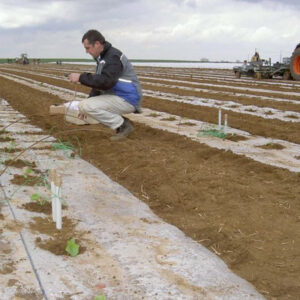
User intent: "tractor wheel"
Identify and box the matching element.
[255,72,262,80]
[235,71,241,79]
[290,47,300,81]
[282,70,292,80]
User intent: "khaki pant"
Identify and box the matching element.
[78,94,135,129]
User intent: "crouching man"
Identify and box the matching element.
[68,29,142,141]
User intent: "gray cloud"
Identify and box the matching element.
[235,0,300,6]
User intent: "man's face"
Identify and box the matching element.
[83,39,103,59]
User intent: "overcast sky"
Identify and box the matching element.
[0,0,299,62]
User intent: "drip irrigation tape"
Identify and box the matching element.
[0,180,49,300]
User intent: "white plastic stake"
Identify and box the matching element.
[56,186,62,230]
[224,114,228,134]
[55,174,62,230]
[218,109,222,129]
[50,169,56,222]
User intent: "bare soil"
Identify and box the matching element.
[31,216,86,256]
[0,66,299,299]
[10,174,44,186]
[3,159,36,168]
[256,143,286,150]
[22,202,51,214]
[21,201,67,215]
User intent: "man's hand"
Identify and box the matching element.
[78,112,86,120]
[68,73,81,83]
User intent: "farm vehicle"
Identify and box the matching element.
[16,53,29,65]
[233,43,300,81]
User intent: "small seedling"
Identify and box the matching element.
[24,167,34,178]
[23,160,36,168]
[198,128,226,139]
[51,140,76,158]
[8,140,16,151]
[65,238,79,257]
[94,295,106,300]
[30,193,47,205]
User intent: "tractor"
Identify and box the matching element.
[233,60,271,79]
[16,53,29,65]
[288,43,300,80]
[233,44,300,81]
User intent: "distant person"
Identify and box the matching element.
[251,52,260,62]
[68,29,142,141]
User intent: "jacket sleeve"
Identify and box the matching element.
[88,88,101,98]
[79,54,123,90]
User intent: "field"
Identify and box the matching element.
[0,63,299,299]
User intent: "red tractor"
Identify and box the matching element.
[290,43,300,80]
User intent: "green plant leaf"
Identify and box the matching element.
[24,167,33,178]
[94,295,106,300]
[9,140,15,150]
[30,193,47,205]
[30,193,40,201]
[65,238,79,257]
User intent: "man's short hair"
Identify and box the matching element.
[82,30,105,45]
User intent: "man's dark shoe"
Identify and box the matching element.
[110,117,133,141]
